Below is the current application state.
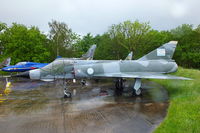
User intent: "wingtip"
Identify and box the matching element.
[169,41,178,45]
[91,44,97,47]
[182,77,193,80]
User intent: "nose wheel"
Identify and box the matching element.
[81,79,86,86]
[133,88,141,96]
[64,88,71,98]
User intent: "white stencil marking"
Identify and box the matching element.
[157,49,166,56]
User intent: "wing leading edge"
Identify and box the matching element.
[93,72,191,80]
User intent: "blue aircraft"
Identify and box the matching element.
[2,62,48,72]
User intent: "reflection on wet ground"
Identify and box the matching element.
[0,78,168,133]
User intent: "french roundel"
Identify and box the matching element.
[87,68,94,75]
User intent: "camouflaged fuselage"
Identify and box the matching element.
[28,41,191,81]
[36,58,178,80]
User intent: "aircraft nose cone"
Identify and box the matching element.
[14,71,30,78]
[2,67,9,71]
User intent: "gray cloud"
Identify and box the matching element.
[0,0,200,35]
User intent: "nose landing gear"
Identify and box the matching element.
[63,80,72,98]
[64,87,71,98]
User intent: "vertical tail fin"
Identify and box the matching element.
[3,57,11,67]
[138,41,178,61]
[125,52,133,60]
[81,44,97,60]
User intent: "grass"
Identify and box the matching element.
[153,67,200,133]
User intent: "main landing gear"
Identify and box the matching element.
[115,78,124,96]
[115,78,142,96]
[132,78,142,96]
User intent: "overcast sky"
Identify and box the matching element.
[1,0,200,35]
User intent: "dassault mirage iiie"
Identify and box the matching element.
[18,41,191,98]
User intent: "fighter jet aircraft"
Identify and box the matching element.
[2,45,96,72]
[17,41,191,98]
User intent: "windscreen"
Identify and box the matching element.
[15,62,26,65]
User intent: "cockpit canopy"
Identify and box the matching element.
[15,62,27,65]
[40,59,74,73]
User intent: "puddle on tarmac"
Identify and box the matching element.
[0,78,169,133]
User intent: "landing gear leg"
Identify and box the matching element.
[115,78,124,96]
[63,81,71,98]
[133,78,142,96]
[81,79,86,86]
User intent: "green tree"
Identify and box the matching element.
[74,33,97,57]
[0,23,50,64]
[139,30,173,58]
[108,20,151,59]
[48,20,78,59]
[94,33,115,60]
[0,22,7,32]
[0,22,7,56]
[170,24,200,68]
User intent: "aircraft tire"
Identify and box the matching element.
[64,92,71,98]
[133,88,142,96]
[81,79,86,86]
[115,78,123,96]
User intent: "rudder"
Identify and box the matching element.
[82,44,97,60]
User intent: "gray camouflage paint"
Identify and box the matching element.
[29,41,191,80]
[81,44,96,60]
[138,41,177,61]
[125,52,133,60]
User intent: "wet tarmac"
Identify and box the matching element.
[0,78,169,133]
